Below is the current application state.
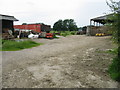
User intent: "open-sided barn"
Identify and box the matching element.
[86,1,120,36]
[0,14,18,33]
[86,14,114,36]
[0,14,18,39]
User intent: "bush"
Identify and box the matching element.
[2,40,42,51]
[108,57,120,81]
[70,31,76,35]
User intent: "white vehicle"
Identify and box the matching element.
[28,33,39,39]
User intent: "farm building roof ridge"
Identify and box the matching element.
[91,13,113,21]
[90,13,114,24]
[0,14,18,21]
[22,23,51,26]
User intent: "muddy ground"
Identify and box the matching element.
[2,35,120,88]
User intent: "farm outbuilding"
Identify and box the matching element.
[14,23,51,33]
[86,1,120,36]
[86,14,113,36]
[90,14,113,26]
[0,14,18,39]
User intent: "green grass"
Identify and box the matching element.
[53,35,59,39]
[1,40,42,51]
[95,47,120,81]
[106,48,118,55]
[108,57,120,81]
[106,48,120,81]
[95,48,118,54]
[50,31,77,37]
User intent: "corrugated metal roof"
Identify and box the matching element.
[0,14,18,21]
[116,9,120,12]
[91,1,120,24]
[91,14,113,21]
[90,14,114,24]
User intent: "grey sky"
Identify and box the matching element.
[0,0,113,27]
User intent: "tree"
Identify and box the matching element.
[53,20,63,31]
[53,19,78,31]
[107,0,120,81]
[22,23,27,25]
[68,19,78,31]
[107,0,120,55]
[82,26,87,31]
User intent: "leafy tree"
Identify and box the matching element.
[63,19,69,31]
[53,20,63,31]
[82,26,87,31]
[53,19,78,31]
[68,19,78,31]
[22,23,27,25]
[107,0,120,55]
[107,0,120,81]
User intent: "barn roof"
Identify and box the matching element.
[91,1,120,24]
[116,8,120,12]
[90,14,113,24]
[0,14,18,21]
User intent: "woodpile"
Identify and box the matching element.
[2,33,14,40]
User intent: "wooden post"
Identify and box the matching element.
[94,21,95,26]
[99,23,100,26]
[18,30,22,39]
[90,20,92,26]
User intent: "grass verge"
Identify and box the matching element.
[106,48,120,81]
[1,40,42,51]
[97,48,120,81]
[108,56,120,81]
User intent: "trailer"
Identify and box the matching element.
[14,23,51,33]
[14,23,53,38]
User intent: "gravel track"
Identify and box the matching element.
[2,35,119,88]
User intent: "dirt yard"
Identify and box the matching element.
[2,35,120,88]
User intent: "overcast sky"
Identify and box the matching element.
[0,0,113,27]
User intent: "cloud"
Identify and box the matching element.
[0,0,110,27]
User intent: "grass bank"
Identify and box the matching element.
[107,48,120,81]
[108,56,120,81]
[1,39,42,51]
